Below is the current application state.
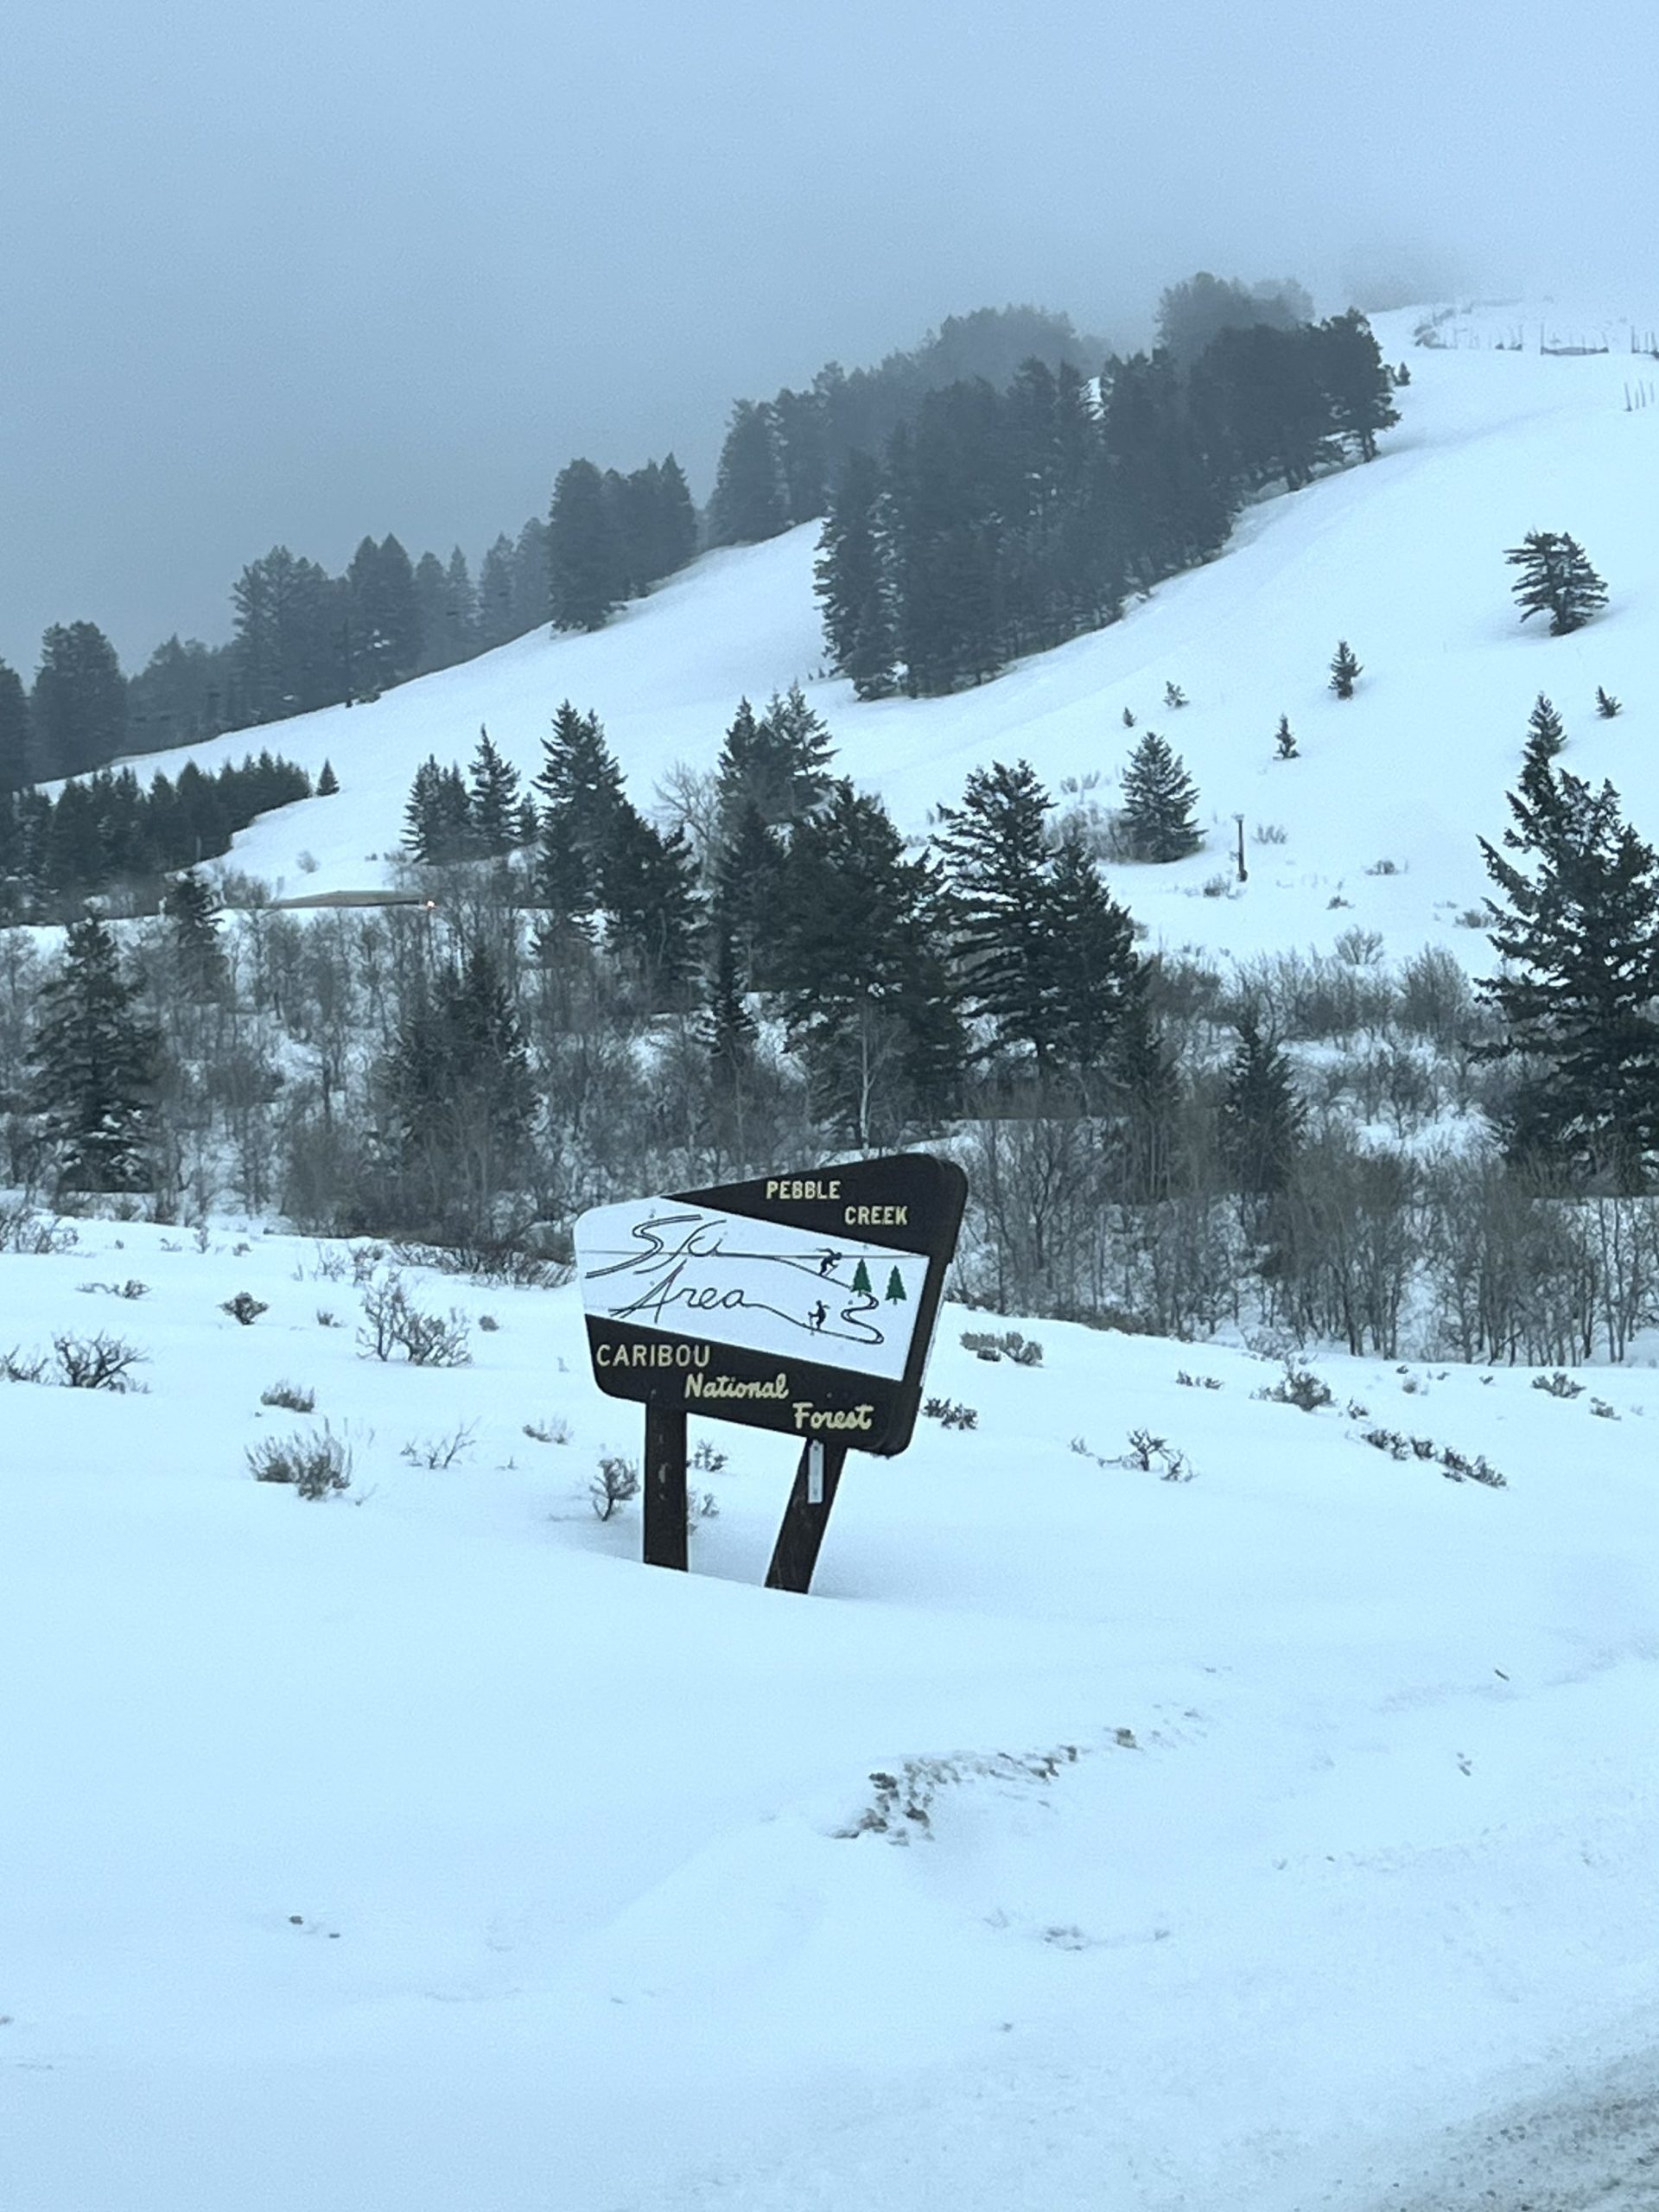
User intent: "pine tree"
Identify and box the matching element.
[1477,749,1659,1187]
[317,760,340,796]
[1274,715,1298,760]
[467,727,521,857]
[1505,531,1608,636]
[33,622,127,777]
[1595,685,1622,719]
[1046,832,1147,1101]
[1164,681,1188,709]
[702,906,756,1083]
[714,689,835,842]
[548,458,627,632]
[476,535,518,648]
[534,702,627,923]
[1120,732,1202,861]
[1314,309,1400,462]
[442,547,478,661]
[348,535,421,690]
[935,760,1063,1072]
[850,1257,873,1297]
[1526,694,1566,764]
[1329,640,1362,698]
[708,401,786,545]
[0,659,31,791]
[163,868,229,1000]
[1219,1020,1306,1197]
[602,812,703,1004]
[884,1267,906,1302]
[29,915,158,1190]
[774,783,966,1146]
[404,757,473,865]
[385,941,535,1233]
[813,448,895,698]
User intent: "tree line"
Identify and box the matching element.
[811,311,1399,697]
[0,751,321,922]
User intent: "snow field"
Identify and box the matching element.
[3,1216,1657,2207]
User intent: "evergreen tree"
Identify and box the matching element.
[348,535,421,690]
[1595,685,1622,720]
[712,796,786,992]
[0,658,31,792]
[934,760,1063,1072]
[653,454,699,576]
[548,458,627,631]
[813,448,896,698]
[702,905,757,1082]
[412,550,451,671]
[317,760,339,796]
[715,686,836,842]
[476,535,518,648]
[1314,309,1400,461]
[1477,749,1659,1187]
[1329,640,1362,698]
[1274,715,1298,759]
[404,757,473,864]
[467,727,521,857]
[774,782,965,1145]
[511,518,551,635]
[163,868,229,1000]
[1120,731,1202,861]
[1046,832,1147,1099]
[1505,531,1608,636]
[534,701,627,921]
[1219,1020,1306,1197]
[231,548,342,721]
[442,547,478,661]
[1526,693,1566,764]
[29,915,157,1190]
[33,622,127,777]
[386,941,535,1232]
[708,400,786,545]
[602,812,703,1003]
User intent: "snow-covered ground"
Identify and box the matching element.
[114,300,1659,974]
[3,1217,1657,2209]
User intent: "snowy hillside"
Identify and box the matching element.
[121,302,1659,968]
[3,1216,1658,2210]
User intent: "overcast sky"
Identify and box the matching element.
[3,0,1655,674]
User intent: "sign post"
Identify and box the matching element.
[575,1154,966,1592]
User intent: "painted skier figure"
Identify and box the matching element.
[809,1299,828,1332]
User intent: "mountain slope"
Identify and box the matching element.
[118,304,1659,969]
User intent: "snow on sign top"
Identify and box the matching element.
[574,1154,967,1454]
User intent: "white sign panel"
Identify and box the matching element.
[575,1196,931,1382]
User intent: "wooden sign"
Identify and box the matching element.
[575,1154,965,1458]
[574,1155,967,1591]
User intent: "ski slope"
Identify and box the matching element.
[2,1218,1657,2210]
[122,301,1659,968]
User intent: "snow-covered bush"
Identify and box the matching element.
[248,1425,352,1498]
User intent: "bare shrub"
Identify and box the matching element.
[960,1328,1044,1365]
[221,1291,269,1325]
[249,1425,353,1498]
[261,1380,316,1413]
[400,1420,478,1470]
[923,1397,978,1429]
[589,1453,640,1520]
[357,1272,472,1366]
[0,1205,77,1255]
[1112,1427,1192,1477]
[1,1347,50,1383]
[524,1414,571,1445]
[77,1279,149,1299]
[53,1333,148,1391]
[1532,1370,1584,1398]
